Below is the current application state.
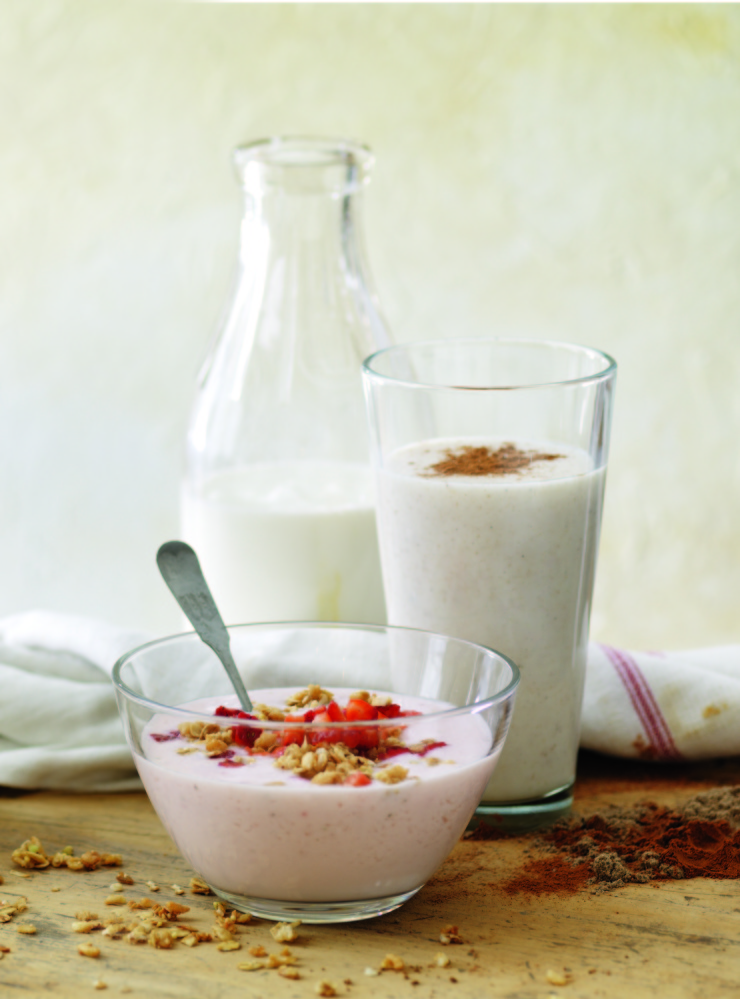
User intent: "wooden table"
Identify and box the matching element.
[2,753,739,998]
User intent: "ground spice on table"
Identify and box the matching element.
[470,786,740,895]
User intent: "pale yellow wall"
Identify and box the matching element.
[1,2,738,648]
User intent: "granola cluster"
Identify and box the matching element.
[0,896,28,924]
[11,837,121,872]
[274,740,375,784]
[285,684,333,709]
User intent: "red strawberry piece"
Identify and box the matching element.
[215,706,256,719]
[344,772,372,787]
[345,699,378,722]
[376,703,403,719]
[278,714,305,747]
[325,701,345,722]
[231,725,262,748]
[310,710,342,745]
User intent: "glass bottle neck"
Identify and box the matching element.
[239,186,358,270]
[186,138,390,476]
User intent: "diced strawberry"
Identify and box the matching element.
[376,703,402,719]
[231,725,261,748]
[339,728,360,750]
[310,710,343,745]
[344,772,371,787]
[345,699,378,722]
[215,706,256,720]
[278,714,305,747]
[325,700,345,722]
[354,726,379,751]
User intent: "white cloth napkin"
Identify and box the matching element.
[0,611,148,791]
[1,611,739,791]
[580,643,740,761]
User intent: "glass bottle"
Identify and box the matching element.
[181,136,391,625]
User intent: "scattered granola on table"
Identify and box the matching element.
[0,897,28,923]
[546,968,572,986]
[11,837,122,872]
[439,924,463,944]
[269,920,301,942]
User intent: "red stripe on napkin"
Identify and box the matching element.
[600,644,683,761]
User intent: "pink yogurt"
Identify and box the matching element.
[136,687,496,903]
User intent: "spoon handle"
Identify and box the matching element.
[156,540,253,712]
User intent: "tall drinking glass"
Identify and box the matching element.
[362,338,616,825]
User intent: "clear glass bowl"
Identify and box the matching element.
[112,622,519,923]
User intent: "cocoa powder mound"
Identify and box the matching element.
[681,785,740,826]
[473,786,740,895]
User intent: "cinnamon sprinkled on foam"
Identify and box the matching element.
[424,443,563,478]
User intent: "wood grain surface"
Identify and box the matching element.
[1,752,739,999]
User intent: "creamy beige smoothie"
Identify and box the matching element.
[136,687,496,903]
[376,438,605,804]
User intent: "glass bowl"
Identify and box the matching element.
[113,622,519,923]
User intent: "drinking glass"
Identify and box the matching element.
[362,338,616,825]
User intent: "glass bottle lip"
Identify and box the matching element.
[234,136,374,195]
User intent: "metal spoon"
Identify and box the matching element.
[156,540,253,712]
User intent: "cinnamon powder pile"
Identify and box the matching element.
[470,786,740,895]
[425,443,562,478]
